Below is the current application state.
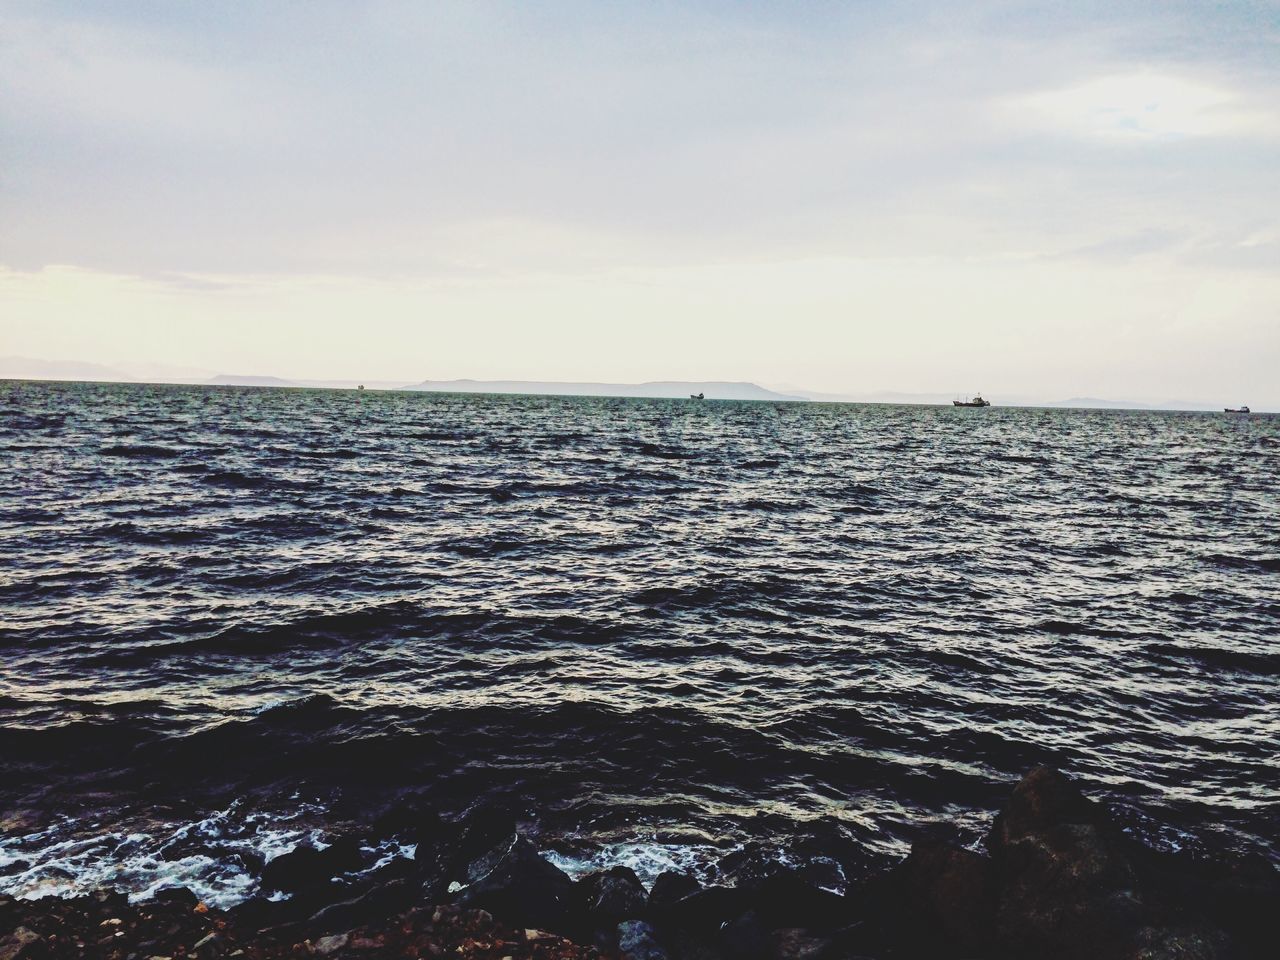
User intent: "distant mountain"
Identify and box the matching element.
[3,356,1266,409]
[207,375,414,390]
[120,361,216,383]
[791,389,964,405]
[0,355,137,383]
[405,379,805,401]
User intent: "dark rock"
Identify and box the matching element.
[720,910,769,960]
[451,835,583,935]
[190,931,222,959]
[715,844,785,889]
[0,859,29,878]
[648,871,701,908]
[259,837,364,895]
[89,888,130,916]
[153,887,199,908]
[225,895,307,934]
[580,866,648,925]
[1129,925,1231,960]
[306,879,418,936]
[650,885,749,934]
[738,871,850,931]
[616,920,668,960]
[230,849,266,876]
[312,933,351,956]
[449,808,519,871]
[874,839,995,952]
[987,766,1148,959]
[0,927,41,960]
[371,792,446,848]
[1132,847,1279,959]
[770,928,830,960]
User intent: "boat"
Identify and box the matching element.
[690,392,705,400]
[1224,405,1249,413]
[357,384,365,391]
[953,394,990,407]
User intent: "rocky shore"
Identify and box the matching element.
[3,769,1275,960]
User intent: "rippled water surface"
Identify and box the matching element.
[2,381,1277,903]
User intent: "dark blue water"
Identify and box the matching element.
[1,380,1277,904]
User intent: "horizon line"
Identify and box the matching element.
[1,372,1272,414]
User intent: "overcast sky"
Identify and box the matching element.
[2,1,1278,403]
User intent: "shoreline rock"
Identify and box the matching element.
[2,768,1275,960]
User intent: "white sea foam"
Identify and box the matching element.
[0,802,329,908]
[542,838,742,890]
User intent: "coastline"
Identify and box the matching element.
[3,768,1275,960]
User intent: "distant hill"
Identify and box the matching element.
[0,355,137,383]
[207,375,414,389]
[0,355,226,383]
[404,379,805,401]
[3,356,1268,410]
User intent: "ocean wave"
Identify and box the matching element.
[1,381,1277,907]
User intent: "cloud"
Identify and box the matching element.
[1009,71,1280,141]
[2,2,1278,404]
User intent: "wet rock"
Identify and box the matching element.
[190,932,221,960]
[987,766,1148,959]
[580,866,648,925]
[259,838,363,895]
[1129,925,1232,960]
[373,793,442,839]
[1132,848,1279,958]
[877,839,995,952]
[769,928,829,960]
[715,844,784,889]
[89,888,130,917]
[647,872,700,908]
[451,835,583,934]
[616,920,667,960]
[651,885,748,935]
[225,895,305,935]
[663,935,725,960]
[720,910,769,960]
[449,808,519,871]
[153,888,200,909]
[0,859,29,878]
[0,927,41,960]
[738,871,849,931]
[311,934,349,956]
[306,879,417,935]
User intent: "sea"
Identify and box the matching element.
[1,380,1277,906]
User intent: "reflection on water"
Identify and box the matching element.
[1,380,1277,902]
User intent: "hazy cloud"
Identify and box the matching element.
[2,1,1278,403]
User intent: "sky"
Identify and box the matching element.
[2,1,1278,404]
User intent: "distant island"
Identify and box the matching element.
[0,355,1268,411]
[405,379,804,401]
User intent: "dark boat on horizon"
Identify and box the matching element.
[1225,405,1250,413]
[953,394,991,407]
[690,392,705,400]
